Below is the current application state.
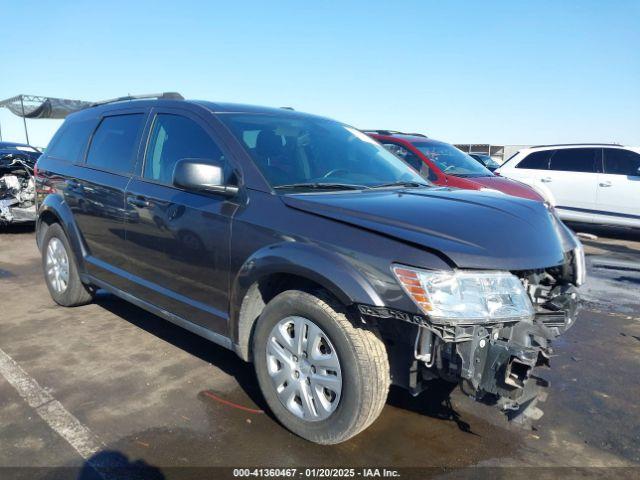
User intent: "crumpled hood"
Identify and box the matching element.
[282,187,576,270]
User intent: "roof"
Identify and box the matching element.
[527,143,624,149]
[366,131,442,145]
[363,130,427,138]
[194,101,334,121]
[68,97,334,124]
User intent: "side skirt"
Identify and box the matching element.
[88,276,235,353]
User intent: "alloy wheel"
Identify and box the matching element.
[45,237,69,293]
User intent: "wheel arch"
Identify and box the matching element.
[230,243,384,361]
[37,194,87,272]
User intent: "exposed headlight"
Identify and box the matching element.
[392,265,535,324]
[573,241,586,286]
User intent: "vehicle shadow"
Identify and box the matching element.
[0,223,35,234]
[566,221,640,244]
[386,384,476,434]
[77,450,165,480]
[582,239,640,260]
[94,293,271,414]
[94,293,474,433]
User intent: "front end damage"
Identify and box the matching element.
[0,154,37,226]
[360,256,581,425]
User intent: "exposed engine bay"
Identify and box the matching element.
[0,154,36,225]
[359,251,582,425]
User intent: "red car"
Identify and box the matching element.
[365,130,544,202]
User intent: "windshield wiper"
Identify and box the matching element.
[274,182,371,191]
[370,181,430,189]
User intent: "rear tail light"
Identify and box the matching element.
[33,161,54,195]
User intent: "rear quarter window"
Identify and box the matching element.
[85,114,145,174]
[46,117,97,162]
[603,148,640,176]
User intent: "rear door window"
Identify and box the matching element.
[46,117,97,162]
[85,114,145,174]
[516,150,552,169]
[549,148,598,173]
[603,148,640,176]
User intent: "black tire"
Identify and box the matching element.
[41,223,94,307]
[253,290,390,444]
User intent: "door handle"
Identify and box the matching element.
[599,181,612,187]
[127,195,150,208]
[540,177,552,183]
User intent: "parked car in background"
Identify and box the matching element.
[35,94,583,444]
[469,152,501,171]
[0,141,42,162]
[496,144,640,228]
[0,151,37,225]
[364,131,544,202]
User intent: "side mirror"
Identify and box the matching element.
[173,159,238,197]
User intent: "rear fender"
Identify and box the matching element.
[37,193,88,274]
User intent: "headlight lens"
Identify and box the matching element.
[392,265,535,324]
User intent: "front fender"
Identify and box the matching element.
[229,242,385,358]
[37,193,87,273]
[232,242,384,309]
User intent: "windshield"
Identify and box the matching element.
[414,142,492,177]
[220,114,427,190]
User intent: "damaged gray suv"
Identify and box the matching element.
[35,93,583,444]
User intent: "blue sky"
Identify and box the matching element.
[1,0,638,148]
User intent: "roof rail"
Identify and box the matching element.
[362,129,402,135]
[90,92,184,108]
[362,129,427,138]
[530,142,622,148]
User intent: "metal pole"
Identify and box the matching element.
[20,95,30,144]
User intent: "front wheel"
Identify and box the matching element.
[253,290,390,444]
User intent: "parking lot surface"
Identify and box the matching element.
[1,224,639,478]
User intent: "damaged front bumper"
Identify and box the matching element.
[360,277,580,425]
[426,282,578,423]
[454,323,555,423]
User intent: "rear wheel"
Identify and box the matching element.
[253,290,390,444]
[42,223,94,307]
